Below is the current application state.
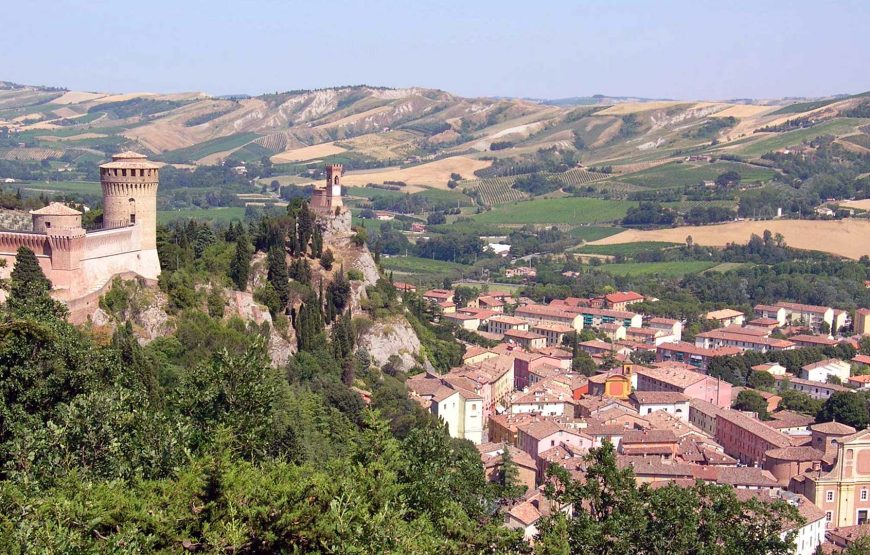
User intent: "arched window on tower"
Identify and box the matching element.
[128,198,136,224]
[333,176,339,185]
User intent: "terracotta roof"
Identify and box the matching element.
[30,202,82,216]
[478,296,504,307]
[767,410,815,429]
[507,501,543,526]
[617,456,694,477]
[765,446,825,461]
[649,317,679,326]
[443,312,479,322]
[709,466,779,487]
[634,365,710,389]
[695,329,794,349]
[789,334,837,346]
[620,429,678,444]
[656,341,742,357]
[605,291,644,304]
[777,301,832,314]
[476,443,536,470]
[578,306,639,319]
[754,304,782,312]
[828,523,870,546]
[810,421,857,435]
[716,409,792,448]
[705,308,745,320]
[853,354,870,365]
[630,391,689,405]
[516,304,580,319]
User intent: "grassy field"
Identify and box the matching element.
[574,241,680,256]
[415,187,475,207]
[597,260,716,277]
[473,198,633,225]
[158,207,246,225]
[732,119,866,157]
[380,256,468,275]
[620,161,778,189]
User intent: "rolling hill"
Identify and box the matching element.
[2,81,867,181]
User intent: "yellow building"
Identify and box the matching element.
[588,364,634,400]
[791,426,870,528]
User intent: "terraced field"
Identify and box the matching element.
[463,169,608,206]
[468,176,529,205]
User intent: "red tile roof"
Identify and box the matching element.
[605,291,644,304]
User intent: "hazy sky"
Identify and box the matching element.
[2,0,868,100]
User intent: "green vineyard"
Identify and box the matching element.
[463,168,608,206]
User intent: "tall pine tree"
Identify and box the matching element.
[267,246,290,310]
[228,235,252,291]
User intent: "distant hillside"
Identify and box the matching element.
[1,81,867,192]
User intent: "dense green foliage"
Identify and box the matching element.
[535,442,800,554]
[0,238,526,553]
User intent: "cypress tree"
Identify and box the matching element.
[311,225,323,258]
[228,236,252,291]
[193,226,216,259]
[10,246,51,294]
[267,246,290,310]
[8,246,65,319]
[296,293,325,352]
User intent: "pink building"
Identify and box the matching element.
[516,418,594,462]
[634,363,733,408]
[715,409,793,467]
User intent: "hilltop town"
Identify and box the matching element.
[2,148,870,551]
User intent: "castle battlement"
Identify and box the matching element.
[0,151,162,317]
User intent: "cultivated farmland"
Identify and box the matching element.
[473,197,633,225]
[589,219,870,259]
[597,260,716,277]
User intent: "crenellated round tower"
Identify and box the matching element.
[99,151,160,249]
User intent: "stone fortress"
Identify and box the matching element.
[0,152,348,322]
[0,151,162,317]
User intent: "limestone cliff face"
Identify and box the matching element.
[316,214,425,372]
[357,316,423,372]
[226,290,297,367]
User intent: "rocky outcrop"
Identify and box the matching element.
[134,303,174,343]
[320,209,352,238]
[225,289,297,367]
[226,290,272,326]
[357,316,423,372]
